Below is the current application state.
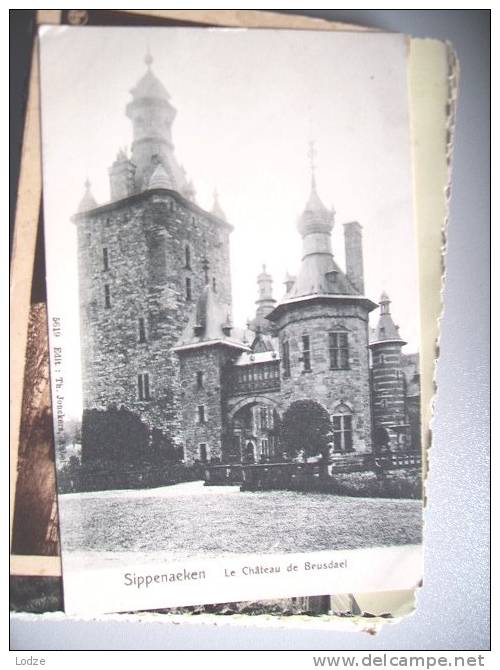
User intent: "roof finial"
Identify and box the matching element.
[84,176,91,191]
[308,140,317,189]
[145,46,153,69]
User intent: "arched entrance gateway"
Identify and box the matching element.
[226,397,281,464]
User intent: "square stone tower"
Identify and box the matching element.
[74,55,232,463]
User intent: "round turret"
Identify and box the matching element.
[369,292,408,452]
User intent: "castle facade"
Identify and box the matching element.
[73,56,420,467]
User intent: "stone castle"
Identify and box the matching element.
[73,55,420,467]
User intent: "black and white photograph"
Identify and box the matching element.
[39,25,423,614]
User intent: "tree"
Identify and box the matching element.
[81,405,149,464]
[281,400,333,460]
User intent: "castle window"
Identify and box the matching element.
[329,332,349,370]
[169,200,175,212]
[185,277,192,301]
[197,405,206,424]
[138,373,151,401]
[333,414,353,452]
[199,443,208,463]
[103,247,109,271]
[138,317,147,343]
[104,284,111,309]
[282,340,291,378]
[185,245,191,269]
[196,371,204,389]
[260,407,268,430]
[212,277,217,292]
[261,439,269,457]
[302,335,311,372]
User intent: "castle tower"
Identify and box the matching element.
[74,56,233,464]
[267,153,377,454]
[173,258,249,465]
[369,292,409,452]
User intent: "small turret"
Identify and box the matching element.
[249,264,276,334]
[211,189,227,221]
[77,178,98,213]
[147,162,173,190]
[109,148,136,201]
[369,292,408,453]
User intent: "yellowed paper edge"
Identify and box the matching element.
[121,8,374,32]
[10,556,61,577]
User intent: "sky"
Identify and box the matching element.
[39,26,419,419]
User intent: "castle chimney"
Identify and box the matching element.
[343,221,364,294]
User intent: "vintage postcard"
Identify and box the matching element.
[38,25,424,615]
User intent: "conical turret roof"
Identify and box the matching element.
[370,292,407,346]
[211,189,227,221]
[130,53,170,101]
[148,163,173,190]
[174,282,248,353]
[77,179,98,213]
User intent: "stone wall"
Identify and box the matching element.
[176,346,239,465]
[75,188,232,459]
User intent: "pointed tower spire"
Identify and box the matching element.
[369,292,408,451]
[78,178,98,213]
[308,139,317,190]
[145,46,153,69]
